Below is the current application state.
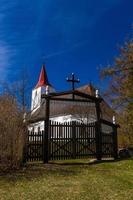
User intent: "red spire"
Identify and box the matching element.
[35,64,51,88]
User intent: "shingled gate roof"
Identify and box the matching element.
[27,84,114,124]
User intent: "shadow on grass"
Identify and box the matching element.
[0,159,95,181]
[1,158,132,182]
[0,162,80,182]
[49,157,133,166]
[0,158,118,176]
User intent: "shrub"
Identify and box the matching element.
[0,94,26,171]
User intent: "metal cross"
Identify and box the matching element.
[66,73,80,91]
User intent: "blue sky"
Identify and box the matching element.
[0,0,133,92]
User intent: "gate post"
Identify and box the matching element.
[43,97,50,164]
[72,121,76,159]
[22,128,28,164]
[95,101,102,161]
[95,121,102,160]
[113,125,118,160]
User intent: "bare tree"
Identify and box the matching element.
[0,66,31,113]
[0,93,26,170]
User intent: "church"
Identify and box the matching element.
[27,64,115,135]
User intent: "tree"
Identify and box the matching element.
[101,40,133,147]
[0,66,30,113]
[0,93,26,170]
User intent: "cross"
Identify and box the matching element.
[66,73,80,99]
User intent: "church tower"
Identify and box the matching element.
[31,64,55,111]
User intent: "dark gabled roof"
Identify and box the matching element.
[27,84,114,124]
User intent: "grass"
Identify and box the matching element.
[0,159,133,200]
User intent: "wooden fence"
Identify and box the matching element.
[26,119,118,162]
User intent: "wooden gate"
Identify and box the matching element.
[27,131,44,161]
[49,121,96,160]
[26,119,118,162]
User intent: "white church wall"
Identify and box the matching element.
[31,87,42,112]
[31,86,56,113]
[28,121,44,132]
[28,114,97,138]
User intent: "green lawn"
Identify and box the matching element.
[0,159,133,200]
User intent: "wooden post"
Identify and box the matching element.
[22,129,28,164]
[95,101,102,161]
[113,125,118,160]
[43,97,50,164]
[22,142,27,164]
[72,121,76,159]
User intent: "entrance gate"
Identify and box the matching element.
[49,121,96,160]
[26,90,118,163]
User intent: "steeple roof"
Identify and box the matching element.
[35,64,51,88]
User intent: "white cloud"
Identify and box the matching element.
[0,1,17,82]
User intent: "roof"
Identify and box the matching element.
[27,99,97,124]
[35,64,51,88]
[77,83,96,96]
[27,84,114,124]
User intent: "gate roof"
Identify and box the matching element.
[26,84,114,124]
